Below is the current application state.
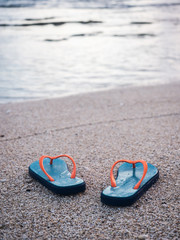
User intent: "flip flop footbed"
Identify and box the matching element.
[101,162,159,206]
[29,158,85,195]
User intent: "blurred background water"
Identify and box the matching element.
[0,0,180,103]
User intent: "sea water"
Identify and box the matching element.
[0,0,180,103]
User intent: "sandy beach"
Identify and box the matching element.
[0,83,180,239]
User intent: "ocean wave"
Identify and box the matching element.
[130,22,152,25]
[0,20,103,27]
[25,17,55,21]
[0,0,180,9]
[113,33,156,38]
[44,31,102,42]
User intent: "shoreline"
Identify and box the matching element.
[0,83,180,239]
[0,80,179,105]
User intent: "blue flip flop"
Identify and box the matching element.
[29,154,86,195]
[101,159,159,206]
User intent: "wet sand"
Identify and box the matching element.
[0,83,180,239]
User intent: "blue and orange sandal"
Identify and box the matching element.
[29,154,86,195]
[101,159,159,206]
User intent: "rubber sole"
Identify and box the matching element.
[101,171,159,206]
[29,167,86,195]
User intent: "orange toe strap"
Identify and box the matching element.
[110,159,148,189]
[39,154,76,181]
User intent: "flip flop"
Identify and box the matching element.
[29,154,86,195]
[101,159,159,206]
